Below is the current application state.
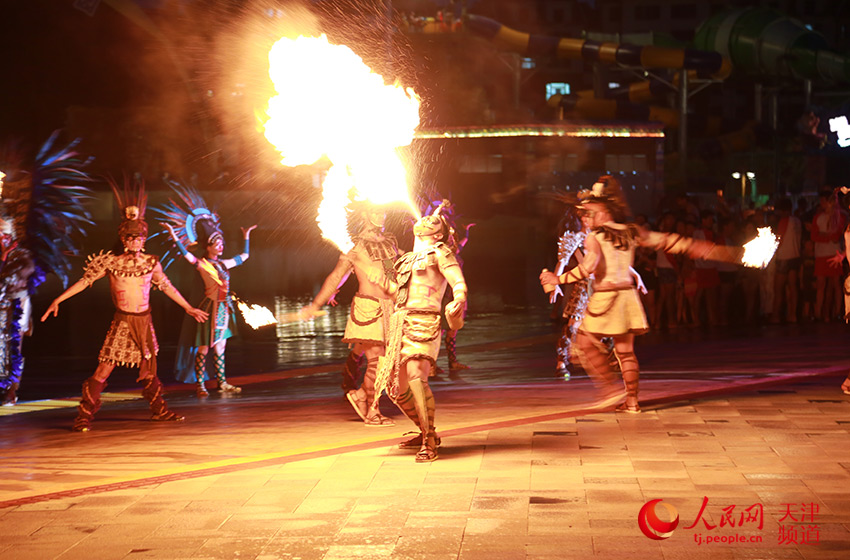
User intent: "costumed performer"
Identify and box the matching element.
[541,176,742,413]
[156,183,255,397]
[0,134,93,406]
[827,186,850,395]
[441,218,474,376]
[301,200,399,427]
[41,180,207,431]
[545,199,643,379]
[373,200,467,462]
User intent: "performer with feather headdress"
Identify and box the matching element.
[0,133,93,406]
[155,181,256,397]
[41,178,207,431]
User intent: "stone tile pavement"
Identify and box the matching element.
[2,324,850,559]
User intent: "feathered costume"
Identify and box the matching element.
[151,181,247,393]
[0,133,93,405]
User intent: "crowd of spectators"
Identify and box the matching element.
[632,189,847,329]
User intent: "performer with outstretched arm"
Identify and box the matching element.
[41,182,207,431]
[541,176,750,413]
[301,201,400,426]
[156,183,255,397]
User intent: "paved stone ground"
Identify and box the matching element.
[1,318,850,559]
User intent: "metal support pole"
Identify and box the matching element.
[678,70,688,184]
[768,89,779,130]
[804,79,812,108]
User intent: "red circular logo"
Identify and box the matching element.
[638,499,679,540]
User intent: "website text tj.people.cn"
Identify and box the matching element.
[694,533,763,545]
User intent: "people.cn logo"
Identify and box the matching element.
[638,499,680,540]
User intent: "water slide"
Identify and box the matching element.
[693,8,850,83]
[465,9,850,131]
[465,13,730,131]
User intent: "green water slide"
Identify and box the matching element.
[694,8,850,83]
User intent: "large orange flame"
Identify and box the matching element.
[262,34,420,252]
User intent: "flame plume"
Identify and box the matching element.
[262,34,420,252]
[742,227,779,269]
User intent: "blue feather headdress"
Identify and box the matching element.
[1,132,94,290]
[150,180,221,269]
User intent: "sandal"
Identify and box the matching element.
[399,431,441,449]
[346,389,368,420]
[72,419,91,432]
[415,432,439,463]
[151,411,186,422]
[196,384,209,398]
[842,377,850,395]
[218,382,241,394]
[363,414,395,427]
[615,402,642,414]
[448,361,470,371]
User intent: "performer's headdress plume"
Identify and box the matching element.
[0,131,94,289]
[150,179,222,268]
[108,176,149,240]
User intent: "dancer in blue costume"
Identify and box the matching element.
[0,133,94,406]
[157,183,256,397]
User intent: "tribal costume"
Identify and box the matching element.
[373,201,467,462]
[153,181,252,396]
[378,243,459,398]
[82,251,165,379]
[302,201,400,426]
[542,176,747,413]
[340,232,399,349]
[42,178,200,431]
[0,134,93,406]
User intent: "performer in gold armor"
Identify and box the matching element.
[374,201,468,462]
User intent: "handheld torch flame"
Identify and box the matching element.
[742,227,779,269]
[237,300,278,329]
[262,34,421,252]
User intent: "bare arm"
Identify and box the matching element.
[40,278,90,321]
[223,225,257,269]
[161,223,198,265]
[640,230,742,263]
[629,266,647,295]
[443,264,468,318]
[152,262,208,322]
[831,228,850,265]
[548,234,600,286]
[301,256,354,317]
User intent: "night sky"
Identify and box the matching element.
[0,2,150,143]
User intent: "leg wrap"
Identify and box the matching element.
[424,382,436,432]
[618,350,640,403]
[142,375,170,418]
[213,351,226,384]
[362,357,379,407]
[340,352,361,393]
[574,332,616,388]
[394,386,421,430]
[194,351,207,385]
[445,330,458,363]
[408,378,435,435]
[557,323,573,365]
[74,377,106,430]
